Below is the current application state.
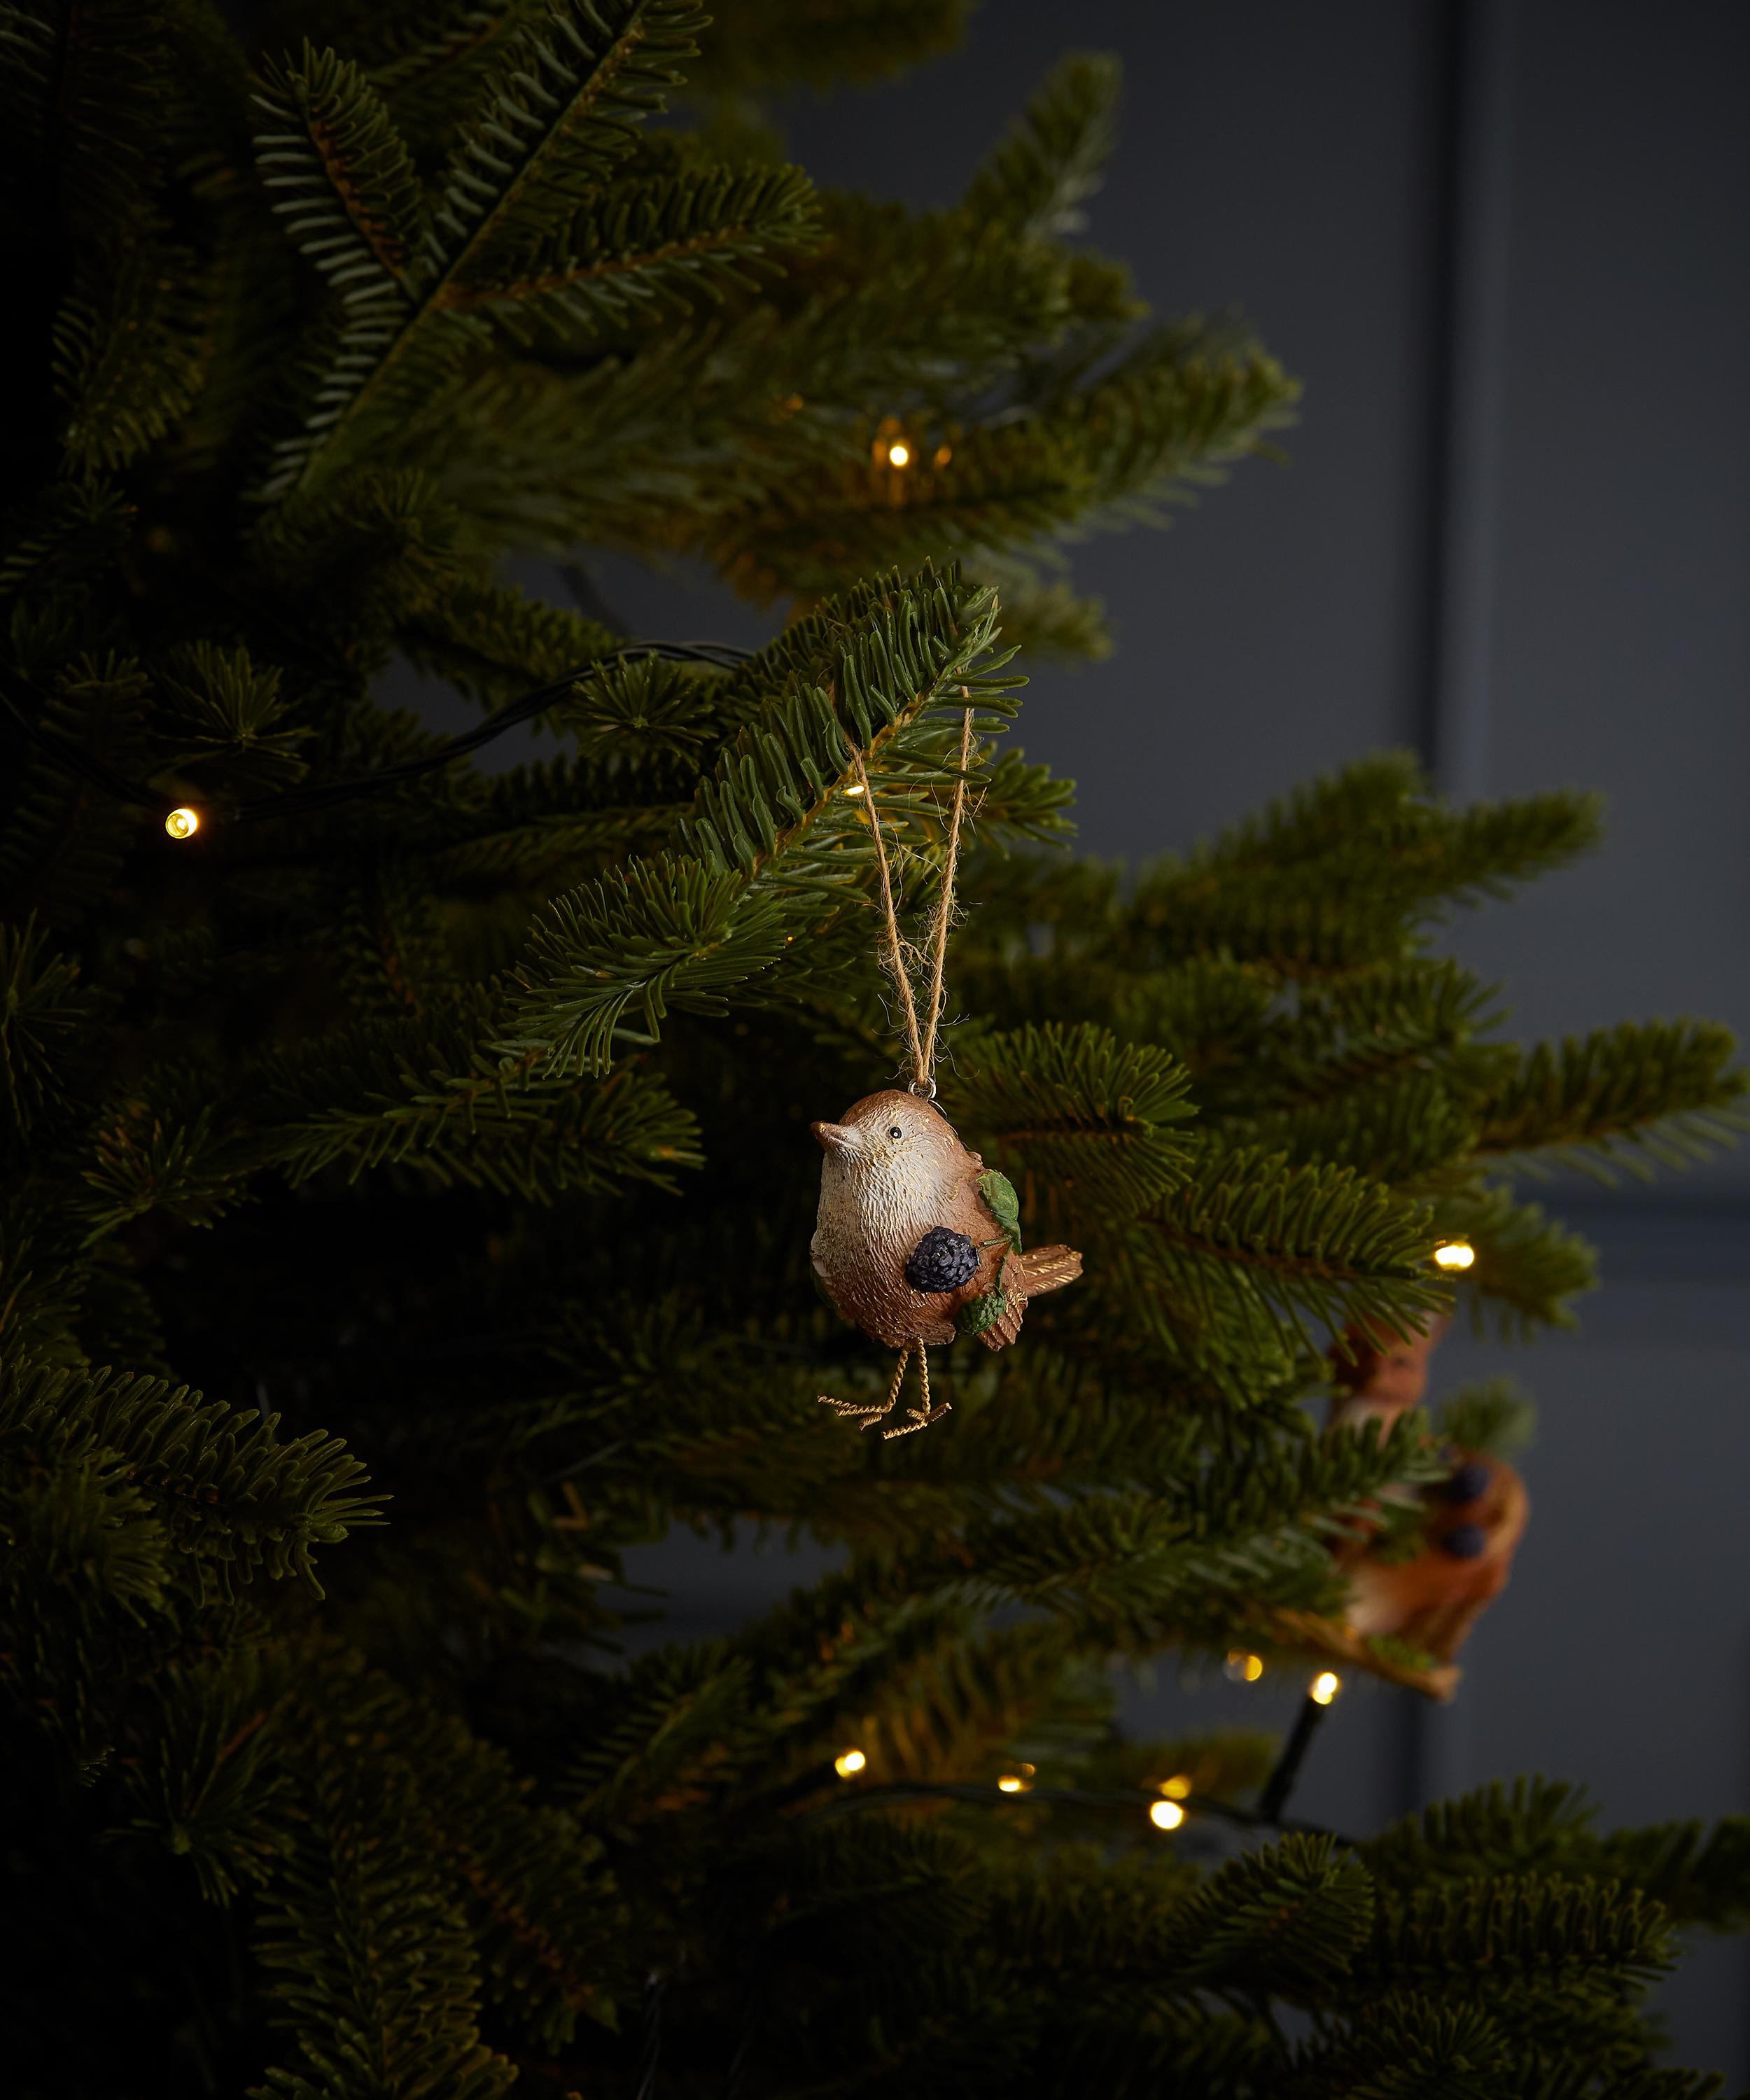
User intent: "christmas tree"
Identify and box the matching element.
[5,4,1749,2092]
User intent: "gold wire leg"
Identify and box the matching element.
[870,1343,913,1427]
[818,1340,912,1425]
[882,1344,951,1439]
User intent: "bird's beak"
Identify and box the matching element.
[811,1121,861,1158]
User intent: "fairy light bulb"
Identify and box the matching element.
[886,440,911,468]
[1149,1799,1186,1831]
[1433,1240,1476,1271]
[1160,1774,1192,1800]
[1310,1670,1342,1706]
[164,806,200,841]
[995,1762,1035,1795]
[1224,1649,1265,1684]
[844,783,867,796]
[833,1747,866,1778]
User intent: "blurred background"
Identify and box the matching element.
[426,0,1750,2066]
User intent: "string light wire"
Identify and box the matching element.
[802,1774,1359,1850]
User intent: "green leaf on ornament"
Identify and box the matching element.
[955,1287,1010,1340]
[977,1168,1023,1251]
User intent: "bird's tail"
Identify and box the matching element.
[974,1245,1083,1352]
[1016,1245,1081,1295]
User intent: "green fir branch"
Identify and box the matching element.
[676,564,1016,882]
[1434,1379,1538,1459]
[1232,1068,1480,1189]
[250,50,433,503]
[950,1021,1197,1222]
[1429,1184,1599,1337]
[0,653,153,927]
[1,1357,175,1617]
[1132,758,1604,974]
[53,239,210,472]
[290,1646,626,2047]
[253,993,704,1189]
[1124,1142,1446,1354]
[448,160,820,339]
[1474,1019,1749,1181]
[427,0,707,258]
[1357,1873,1674,1996]
[0,477,135,605]
[398,576,620,704]
[962,52,1121,241]
[250,1716,516,2100]
[253,0,706,505]
[1154,1834,1376,2001]
[79,1093,245,1242]
[290,1,536,151]
[255,46,425,286]
[120,1648,297,1905]
[1,1356,380,1599]
[0,916,94,1147]
[498,855,792,1076]
[682,0,970,94]
[1263,960,1506,1105]
[148,640,313,790]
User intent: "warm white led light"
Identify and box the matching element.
[1149,1799,1185,1830]
[887,441,911,467]
[164,806,200,840]
[833,1747,866,1778]
[1433,1240,1476,1271]
[1310,1670,1341,1706]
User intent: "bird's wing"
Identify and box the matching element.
[976,1292,1026,1350]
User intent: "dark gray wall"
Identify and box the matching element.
[581,1,1750,2071]
[794,0,1450,853]
[1447,1,1750,1141]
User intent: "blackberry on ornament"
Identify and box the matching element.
[904,1225,980,1294]
[1438,1460,1492,1504]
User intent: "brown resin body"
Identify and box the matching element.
[811,1089,1080,1350]
[1328,1315,1450,1426]
[1326,1318,1530,1667]
[1340,1449,1530,1662]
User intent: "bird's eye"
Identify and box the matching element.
[887,1126,903,1140]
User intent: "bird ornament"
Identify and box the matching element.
[811,1088,1082,1438]
[1326,1316,1530,1670]
[1340,1445,1530,1664]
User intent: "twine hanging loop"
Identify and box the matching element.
[853,695,976,1096]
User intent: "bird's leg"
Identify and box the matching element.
[818,1341,911,1426]
[882,1344,951,1439]
[866,1343,913,1427]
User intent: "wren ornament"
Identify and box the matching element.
[1342,1448,1530,1662]
[811,1088,1082,1437]
[1316,1316,1530,1684]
